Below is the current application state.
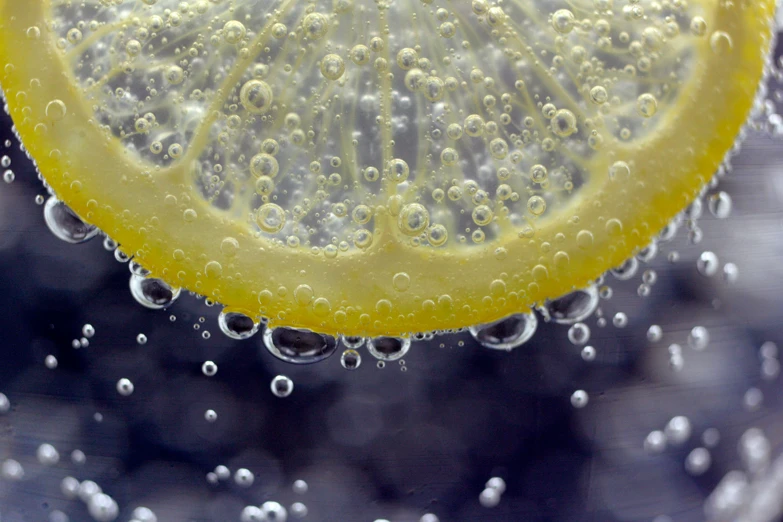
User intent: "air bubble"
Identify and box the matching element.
[540,286,599,324]
[697,251,719,277]
[567,323,590,345]
[263,327,337,364]
[271,375,294,398]
[217,310,259,340]
[129,274,181,310]
[469,312,538,350]
[340,349,362,370]
[367,337,411,361]
[43,196,99,244]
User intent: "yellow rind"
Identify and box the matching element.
[0,0,775,337]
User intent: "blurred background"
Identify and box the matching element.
[1,58,783,522]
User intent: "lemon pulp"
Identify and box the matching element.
[0,0,774,336]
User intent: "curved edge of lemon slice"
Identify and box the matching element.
[0,1,776,337]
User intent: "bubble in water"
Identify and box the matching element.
[688,326,710,351]
[36,443,60,465]
[263,327,337,364]
[261,501,287,521]
[204,409,217,423]
[214,465,230,480]
[685,447,712,476]
[367,337,411,361]
[45,354,58,369]
[341,335,365,349]
[71,449,86,465]
[479,486,501,508]
[485,477,506,494]
[567,323,590,345]
[644,430,667,454]
[129,260,150,277]
[540,285,599,324]
[136,333,148,345]
[43,196,99,244]
[129,274,181,310]
[697,251,719,277]
[665,416,692,445]
[570,390,589,408]
[291,502,308,519]
[612,313,628,328]
[292,479,308,494]
[201,361,217,377]
[708,191,732,219]
[723,262,739,283]
[78,480,102,502]
[647,324,663,342]
[743,387,763,411]
[131,507,157,522]
[739,427,770,473]
[271,375,294,397]
[234,468,255,487]
[469,312,538,350]
[82,324,95,338]
[116,378,134,396]
[61,476,80,498]
[241,506,264,522]
[87,493,119,522]
[610,257,639,280]
[3,169,14,183]
[1,459,24,480]
[340,349,361,370]
[217,310,259,340]
[0,392,9,414]
[581,346,596,362]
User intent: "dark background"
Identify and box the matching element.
[2,56,783,522]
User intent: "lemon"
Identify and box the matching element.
[0,0,774,337]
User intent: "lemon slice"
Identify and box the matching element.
[0,0,774,337]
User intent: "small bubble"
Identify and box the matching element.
[234,468,255,487]
[71,449,86,465]
[570,390,589,408]
[292,479,308,494]
[685,447,711,476]
[567,323,590,345]
[612,312,628,328]
[340,349,362,370]
[644,430,667,454]
[479,487,501,508]
[36,443,60,466]
[647,325,663,342]
[201,361,218,377]
[697,251,719,277]
[723,263,739,283]
[470,312,538,350]
[116,378,134,396]
[367,337,411,361]
[708,191,732,219]
[136,333,147,345]
[581,346,596,361]
[82,324,95,338]
[271,375,294,397]
[688,326,709,351]
[743,387,763,411]
[44,354,58,369]
[204,409,218,423]
[665,416,692,445]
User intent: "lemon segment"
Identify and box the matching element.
[0,0,774,336]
